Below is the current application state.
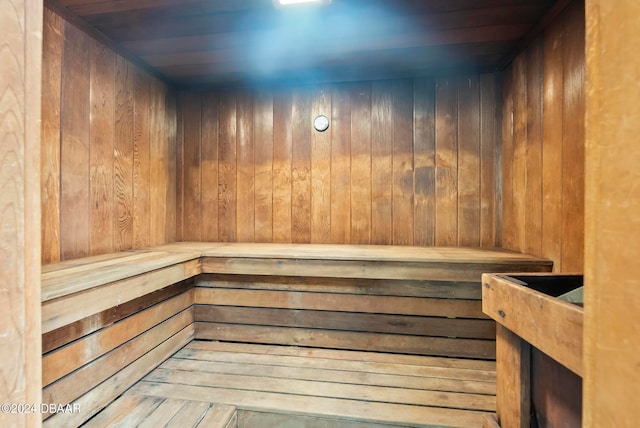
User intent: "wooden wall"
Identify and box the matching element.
[584,0,640,425]
[41,8,177,264]
[0,0,43,426]
[501,0,585,272]
[177,75,501,246]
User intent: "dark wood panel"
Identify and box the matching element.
[392,80,414,245]
[201,92,219,241]
[330,84,352,243]
[310,86,332,243]
[217,91,237,242]
[413,77,436,246]
[480,73,499,247]
[350,83,372,244]
[42,8,64,264]
[560,0,585,273]
[291,89,312,243]
[182,93,202,240]
[501,1,584,273]
[177,76,502,247]
[525,39,543,257]
[42,9,178,260]
[236,91,255,242]
[133,65,151,248]
[114,54,134,251]
[89,39,115,256]
[435,78,458,245]
[272,89,293,242]
[457,75,481,246]
[60,21,91,259]
[541,16,563,272]
[254,90,274,243]
[370,81,394,245]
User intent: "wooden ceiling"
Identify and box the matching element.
[49,0,558,87]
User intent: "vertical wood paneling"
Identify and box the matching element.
[511,55,527,254]
[525,39,544,257]
[560,1,585,273]
[0,0,43,424]
[330,84,351,244]
[60,23,90,259]
[501,0,585,272]
[501,72,515,251]
[291,89,312,243]
[413,78,436,246]
[182,93,201,241]
[133,66,151,248]
[89,39,115,255]
[272,89,292,242]
[177,74,502,248]
[201,92,219,242]
[435,78,458,246]
[41,9,63,264]
[42,9,177,260]
[113,55,134,251]
[175,93,185,242]
[542,18,564,273]
[480,73,499,247]
[392,80,414,245]
[148,79,162,245]
[218,91,237,242]
[370,81,393,245]
[457,76,481,246]
[350,83,372,244]
[310,87,332,243]
[254,91,274,243]
[165,93,178,244]
[236,91,255,242]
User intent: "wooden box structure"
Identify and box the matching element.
[482,274,584,427]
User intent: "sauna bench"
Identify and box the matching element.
[40,243,552,427]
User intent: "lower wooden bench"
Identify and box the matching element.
[40,243,551,427]
[93,341,496,428]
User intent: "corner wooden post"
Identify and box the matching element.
[496,324,531,428]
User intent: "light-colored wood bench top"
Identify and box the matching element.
[41,250,201,302]
[42,243,552,302]
[149,242,552,264]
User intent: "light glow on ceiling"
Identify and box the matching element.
[275,0,331,6]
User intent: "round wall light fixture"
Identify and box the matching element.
[313,115,330,132]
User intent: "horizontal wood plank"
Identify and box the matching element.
[42,259,199,333]
[194,323,495,359]
[129,381,489,428]
[194,305,495,339]
[186,340,496,371]
[43,325,194,427]
[194,288,485,319]
[197,274,483,300]
[42,280,192,354]
[147,368,496,411]
[43,309,194,413]
[43,292,192,386]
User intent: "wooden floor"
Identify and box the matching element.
[85,341,496,427]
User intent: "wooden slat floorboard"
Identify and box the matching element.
[96,340,495,428]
